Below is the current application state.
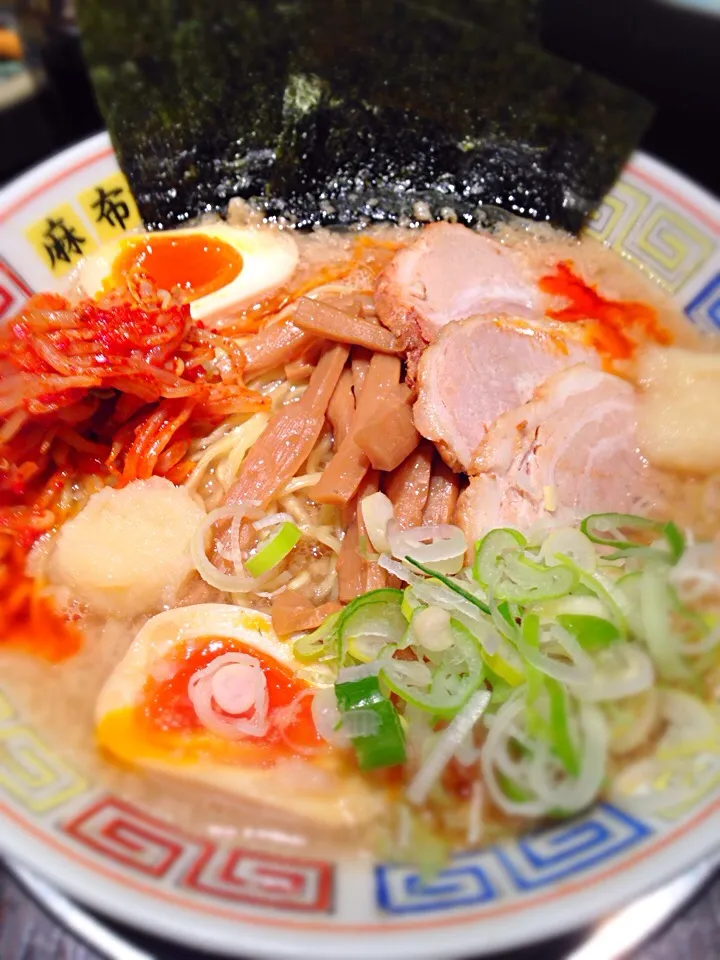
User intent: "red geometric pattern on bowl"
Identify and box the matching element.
[63,798,194,878]
[0,259,33,322]
[63,796,334,912]
[182,845,334,912]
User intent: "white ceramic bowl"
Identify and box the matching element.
[0,133,719,960]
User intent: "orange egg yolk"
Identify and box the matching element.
[111,233,243,302]
[139,636,321,753]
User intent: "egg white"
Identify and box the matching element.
[78,224,299,324]
[96,604,383,827]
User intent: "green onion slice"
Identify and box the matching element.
[337,588,406,665]
[497,770,535,804]
[538,596,621,649]
[545,677,580,776]
[581,513,685,563]
[293,610,340,662]
[638,565,690,680]
[554,556,629,638]
[404,557,490,614]
[524,655,546,739]
[473,529,577,602]
[481,670,516,702]
[481,641,526,687]
[380,619,484,718]
[616,570,645,638]
[334,673,406,770]
[669,585,716,657]
[244,522,301,577]
[401,589,424,622]
[556,614,621,650]
[473,528,527,588]
[523,657,579,776]
[664,522,686,563]
[490,552,578,603]
[508,608,594,685]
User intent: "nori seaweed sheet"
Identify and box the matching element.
[77,0,651,233]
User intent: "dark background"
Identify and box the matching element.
[1,0,719,197]
[542,0,720,198]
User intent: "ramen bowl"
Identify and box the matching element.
[0,133,719,960]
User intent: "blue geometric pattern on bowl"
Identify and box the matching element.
[376,862,498,914]
[376,804,651,914]
[685,273,720,332]
[495,804,652,891]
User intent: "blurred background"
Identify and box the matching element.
[0,0,719,195]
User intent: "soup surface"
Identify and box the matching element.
[2,210,720,863]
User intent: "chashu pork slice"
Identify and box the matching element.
[414,316,599,472]
[456,365,668,544]
[375,222,540,355]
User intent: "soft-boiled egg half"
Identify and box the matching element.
[78,224,299,324]
[96,604,383,827]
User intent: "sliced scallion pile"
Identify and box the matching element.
[294,512,719,829]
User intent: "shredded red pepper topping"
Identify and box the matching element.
[0,281,268,660]
[0,241,400,662]
[0,283,269,492]
[539,261,673,360]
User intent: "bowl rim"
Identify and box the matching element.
[0,133,719,960]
